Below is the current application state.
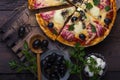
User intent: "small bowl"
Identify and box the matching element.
[41,49,71,80]
[84,53,107,78]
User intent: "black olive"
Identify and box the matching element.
[41,60,47,67]
[79,34,86,41]
[71,16,78,22]
[104,18,111,25]
[48,22,54,28]
[51,52,57,57]
[61,10,68,16]
[79,10,85,16]
[49,73,59,80]
[82,23,86,29]
[41,40,49,47]
[32,39,41,49]
[99,15,102,18]
[18,26,26,38]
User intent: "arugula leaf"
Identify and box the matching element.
[91,24,96,33]
[86,3,93,10]
[93,0,100,6]
[105,6,110,11]
[68,24,75,31]
[53,29,58,35]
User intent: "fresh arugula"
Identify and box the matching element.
[105,6,111,11]
[52,29,58,35]
[93,0,100,6]
[68,24,75,31]
[86,3,93,10]
[9,42,37,76]
[91,24,96,33]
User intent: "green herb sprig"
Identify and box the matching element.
[66,43,101,80]
[93,0,100,6]
[9,42,37,76]
[66,43,86,80]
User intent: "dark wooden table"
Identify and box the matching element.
[0,0,120,80]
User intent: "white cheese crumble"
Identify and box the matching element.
[84,54,106,77]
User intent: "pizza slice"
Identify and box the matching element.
[28,0,68,9]
[57,7,108,47]
[36,7,75,40]
[80,0,116,28]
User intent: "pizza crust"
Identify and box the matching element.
[57,35,76,46]
[36,14,57,40]
[28,0,35,9]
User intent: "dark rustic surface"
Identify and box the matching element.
[0,0,120,80]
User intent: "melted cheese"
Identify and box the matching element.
[45,0,65,5]
[36,0,66,6]
[53,10,65,25]
[90,6,100,17]
[74,21,84,35]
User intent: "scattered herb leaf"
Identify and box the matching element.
[86,3,93,10]
[93,0,100,6]
[68,24,75,31]
[105,6,111,11]
[91,24,96,33]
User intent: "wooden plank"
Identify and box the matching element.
[0,0,26,10]
[0,47,17,73]
[0,73,36,80]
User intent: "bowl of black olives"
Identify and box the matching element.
[41,50,71,80]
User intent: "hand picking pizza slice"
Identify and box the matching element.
[36,7,75,40]
[28,0,68,9]
[57,7,108,47]
[80,0,116,28]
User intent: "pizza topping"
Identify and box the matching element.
[34,0,46,9]
[41,11,55,21]
[105,6,110,11]
[98,4,104,9]
[90,6,100,17]
[79,10,85,16]
[68,24,75,31]
[48,22,54,28]
[86,3,93,10]
[93,0,100,6]
[91,24,97,33]
[61,29,75,41]
[61,10,69,17]
[96,24,104,37]
[79,33,86,41]
[53,10,65,24]
[71,16,78,22]
[104,18,111,25]
[73,21,84,34]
